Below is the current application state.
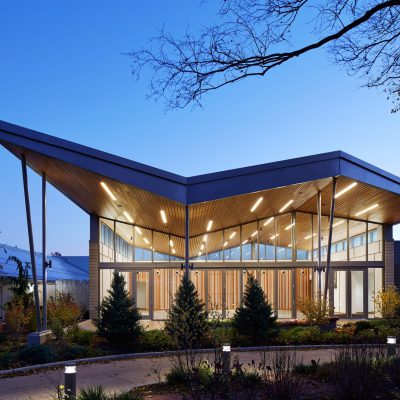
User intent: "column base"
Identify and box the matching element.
[27,330,53,347]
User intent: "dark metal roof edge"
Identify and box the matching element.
[0,120,187,185]
[186,151,343,185]
[338,150,400,185]
[1,121,400,203]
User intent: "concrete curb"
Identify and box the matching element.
[0,343,391,378]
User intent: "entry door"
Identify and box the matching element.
[333,270,347,317]
[132,270,152,319]
[351,270,365,318]
[330,269,366,319]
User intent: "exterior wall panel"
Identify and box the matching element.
[89,241,99,318]
[394,241,400,288]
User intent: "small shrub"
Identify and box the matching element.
[60,344,92,360]
[16,345,58,366]
[71,329,96,346]
[209,325,236,347]
[166,365,188,386]
[331,346,387,400]
[4,296,36,337]
[78,386,107,400]
[297,295,333,325]
[96,272,142,345]
[140,329,174,351]
[48,292,81,343]
[293,359,320,376]
[112,391,143,400]
[259,350,304,400]
[233,274,276,344]
[354,320,372,333]
[374,285,400,319]
[279,326,322,344]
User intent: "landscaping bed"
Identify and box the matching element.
[59,345,400,400]
[1,318,398,370]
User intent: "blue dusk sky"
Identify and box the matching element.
[0,1,399,255]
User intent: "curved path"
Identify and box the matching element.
[0,348,335,400]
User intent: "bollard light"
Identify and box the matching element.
[387,336,397,345]
[64,362,77,400]
[387,336,397,358]
[221,343,231,374]
[65,364,76,374]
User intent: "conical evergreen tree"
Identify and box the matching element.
[96,271,142,344]
[165,274,209,349]
[233,274,276,343]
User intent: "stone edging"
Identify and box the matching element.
[0,343,391,378]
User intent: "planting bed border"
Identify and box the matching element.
[0,343,393,378]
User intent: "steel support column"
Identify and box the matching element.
[323,177,337,304]
[184,205,190,277]
[21,155,42,332]
[316,190,322,297]
[42,172,48,330]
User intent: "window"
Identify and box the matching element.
[101,222,113,248]
[350,233,366,248]
[368,229,378,244]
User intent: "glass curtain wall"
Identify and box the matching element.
[259,217,275,261]
[99,215,383,264]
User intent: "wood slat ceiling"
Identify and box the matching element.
[189,178,332,236]
[299,176,400,224]
[6,144,400,259]
[6,145,186,237]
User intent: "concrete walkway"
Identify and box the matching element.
[0,349,336,400]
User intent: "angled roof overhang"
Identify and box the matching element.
[1,120,400,239]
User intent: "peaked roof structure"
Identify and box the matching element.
[1,119,400,240]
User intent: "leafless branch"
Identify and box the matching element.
[129,0,400,111]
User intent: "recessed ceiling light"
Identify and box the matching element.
[169,240,174,247]
[285,222,295,231]
[304,233,317,240]
[134,226,142,235]
[332,220,345,228]
[143,237,150,244]
[288,243,292,247]
[160,210,167,224]
[171,248,176,254]
[123,211,133,223]
[206,220,213,231]
[100,182,116,201]
[198,251,202,256]
[355,203,379,217]
[200,243,205,251]
[335,182,358,199]
[203,234,208,242]
[270,234,279,240]
[279,199,294,213]
[251,230,258,237]
[242,239,248,245]
[251,197,263,212]
[229,231,237,240]
[223,241,228,247]
[263,217,274,226]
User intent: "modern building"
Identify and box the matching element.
[1,120,400,321]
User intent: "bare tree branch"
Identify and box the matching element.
[129,0,400,111]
